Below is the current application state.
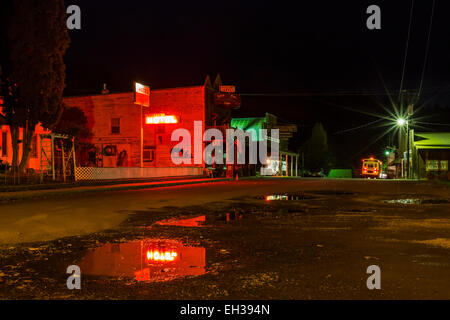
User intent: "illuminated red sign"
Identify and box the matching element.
[145,113,178,124]
[134,82,150,107]
[146,250,178,262]
[219,85,235,93]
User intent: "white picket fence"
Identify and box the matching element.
[74,167,203,181]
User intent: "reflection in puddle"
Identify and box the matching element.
[78,239,206,282]
[156,215,206,227]
[384,199,449,205]
[264,194,310,201]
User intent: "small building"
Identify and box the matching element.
[231,113,299,176]
[0,119,49,172]
[413,132,450,180]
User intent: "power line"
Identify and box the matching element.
[239,85,450,98]
[416,0,436,101]
[398,0,415,105]
[332,119,383,135]
[240,90,418,97]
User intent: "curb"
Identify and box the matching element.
[0,177,233,203]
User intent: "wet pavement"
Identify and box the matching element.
[0,178,449,299]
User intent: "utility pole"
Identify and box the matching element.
[406,103,414,179]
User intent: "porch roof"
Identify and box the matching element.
[414,132,450,150]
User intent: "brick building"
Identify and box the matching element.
[64,76,237,173]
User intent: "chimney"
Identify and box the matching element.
[101,83,109,94]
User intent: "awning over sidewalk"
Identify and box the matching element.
[414,132,450,150]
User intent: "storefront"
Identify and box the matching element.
[413,132,450,180]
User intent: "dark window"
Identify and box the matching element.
[1,132,7,156]
[143,146,155,162]
[111,118,120,134]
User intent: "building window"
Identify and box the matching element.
[143,146,155,162]
[1,132,7,157]
[156,125,165,134]
[111,118,120,134]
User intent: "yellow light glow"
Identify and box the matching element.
[396,118,406,126]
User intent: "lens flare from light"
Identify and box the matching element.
[396,118,406,126]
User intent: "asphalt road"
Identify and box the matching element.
[0,178,449,299]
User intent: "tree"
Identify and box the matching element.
[53,105,91,142]
[299,122,334,172]
[0,0,69,172]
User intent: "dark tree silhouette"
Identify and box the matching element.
[299,122,334,172]
[53,106,91,142]
[0,0,69,172]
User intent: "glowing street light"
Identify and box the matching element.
[396,118,406,126]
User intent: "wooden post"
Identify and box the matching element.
[278,152,282,176]
[51,135,55,181]
[285,154,288,176]
[72,138,77,181]
[40,135,43,183]
[295,156,298,176]
[291,155,294,177]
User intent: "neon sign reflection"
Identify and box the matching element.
[78,238,205,282]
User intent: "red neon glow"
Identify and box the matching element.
[146,250,178,262]
[145,113,178,124]
[134,82,150,107]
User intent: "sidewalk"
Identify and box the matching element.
[0,176,232,202]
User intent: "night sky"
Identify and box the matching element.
[64,0,450,167]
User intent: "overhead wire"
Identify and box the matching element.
[416,0,436,102]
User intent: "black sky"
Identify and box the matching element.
[63,0,450,166]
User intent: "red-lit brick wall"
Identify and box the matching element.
[63,86,207,168]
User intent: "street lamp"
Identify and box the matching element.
[396,118,406,127]
[396,117,410,179]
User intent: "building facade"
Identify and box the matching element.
[0,122,49,172]
[413,132,450,180]
[63,76,237,174]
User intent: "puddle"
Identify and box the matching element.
[307,190,356,196]
[155,215,206,227]
[383,198,449,205]
[260,194,314,201]
[78,239,206,282]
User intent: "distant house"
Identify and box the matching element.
[231,113,299,176]
[413,132,450,180]
[0,118,49,172]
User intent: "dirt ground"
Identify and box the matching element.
[0,178,449,299]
